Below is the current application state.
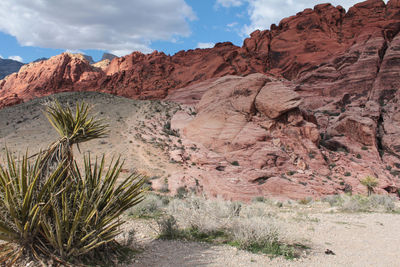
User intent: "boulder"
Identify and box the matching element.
[255,82,302,119]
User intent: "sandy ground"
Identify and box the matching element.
[0,92,184,183]
[128,209,400,267]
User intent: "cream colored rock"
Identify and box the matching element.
[255,82,302,119]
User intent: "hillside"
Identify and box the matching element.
[0,58,24,79]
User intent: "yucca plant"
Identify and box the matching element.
[360,176,379,196]
[0,151,68,264]
[0,100,145,265]
[39,156,145,260]
[40,100,108,173]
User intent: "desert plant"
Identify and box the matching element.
[176,186,188,199]
[157,215,180,239]
[0,100,145,265]
[0,151,68,264]
[40,101,108,171]
[127,193,166,219]
[323,194,397,213]
[39,156,145,260]
[298,197,312,205]
[322,195,344,207]
[162,195,304,259]
[360,176,378,196]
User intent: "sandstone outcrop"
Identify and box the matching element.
[166,74,399,199]
[255,82,302,119]
[167,74,328,199]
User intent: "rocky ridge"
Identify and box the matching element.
[1,0,400,199]
[0,58,24,80]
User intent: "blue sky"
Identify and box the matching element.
[0,0,381,63]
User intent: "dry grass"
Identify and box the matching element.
[322,194,399,212]
[134,194,306,259]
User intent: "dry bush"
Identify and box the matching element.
[159,195,298,258]
[127,193,166,218]
[229,217,279,248]
[166,196,236,233]
[322,194,397,212]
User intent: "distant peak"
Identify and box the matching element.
[101,53,117,61]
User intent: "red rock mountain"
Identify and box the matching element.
[1,0,400,198]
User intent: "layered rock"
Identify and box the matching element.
[0,53,102,103]
[166,74,398,199]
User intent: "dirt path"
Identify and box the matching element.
[129,212,400,267]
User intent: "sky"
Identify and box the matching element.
[0,0,388,63]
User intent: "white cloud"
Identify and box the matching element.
[0,0,196,55]
[216,0,244,8]
[197,42,215,49]
[227,22,238,28]
[65,49,84,54]
[217,0,389,36]
[8,55,23,62]
[0,54,3,59]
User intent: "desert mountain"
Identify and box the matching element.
[1,0,400,199]
[101,52,117,61]
[0,57,24,80]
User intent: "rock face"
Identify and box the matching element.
[0,58,24,80]
[101,53,117,61]
[0,53,102,103]
[167,74,326,199]
[1,0,400,199]
[166,74,399,200]
[255,82,302,119]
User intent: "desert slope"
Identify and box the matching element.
[1,84,399,200]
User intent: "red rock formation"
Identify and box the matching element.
[165,73,399,200]
[2,1,400,108]
[0,53,102,104]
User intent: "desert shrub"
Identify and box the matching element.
[162,121,179,137]
[298,197,313,205]
[367,194,396,212]
[0,101,145,265]
[360,176,378,196]
[175,186,188,199]
[323,194,397,212]
[228,217,297,259]
[322,195,344,207]
[167,196,234,233]
[253,196,266,202]
[229,217,278,248]
[157,215,180,240]
[162,195,304,258]
[127,193,166,219]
